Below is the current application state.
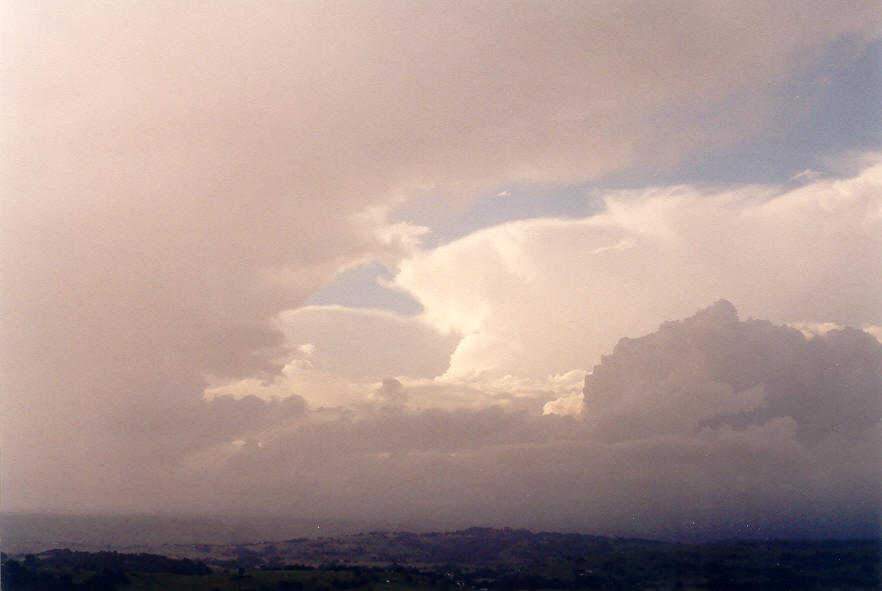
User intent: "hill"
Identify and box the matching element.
[3,528,878,590]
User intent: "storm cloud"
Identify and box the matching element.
[19,303,877,540]
[1,2,880,539]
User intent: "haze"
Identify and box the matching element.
[1,1,880,541]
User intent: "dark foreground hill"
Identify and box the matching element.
[3,528,879,590]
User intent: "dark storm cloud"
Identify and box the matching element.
[158,303,879,539]
[583,300,882,443]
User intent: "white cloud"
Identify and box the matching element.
[206,161,882,411]
[276,306,459,379]
[790,168,823,182]
[790,322,882,344]
[394,160,882,381]
[543,392,585,416]
[864,325,882,343]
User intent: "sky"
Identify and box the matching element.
[1,1,880,540]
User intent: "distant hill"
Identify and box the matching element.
[144,526,879,573]
[192,527,642,568]
[0,513,405,555]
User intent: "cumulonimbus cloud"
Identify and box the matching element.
[169,302,880,540]
[394,158,882,381]
[1,2,879,524]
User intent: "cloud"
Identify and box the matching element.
[790,320,882,344]
[542,392,585,416]
[204,306,462,408]
[788,320,846,338]
[865,326,882,343]
[29,302,873,540]
[790,168,823,182]
[394,160,882,380]
[1,1,880,524]
[583,300,882,443]
[372,378,406,404]
[175,303,879,539]
[276,306,458,381]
